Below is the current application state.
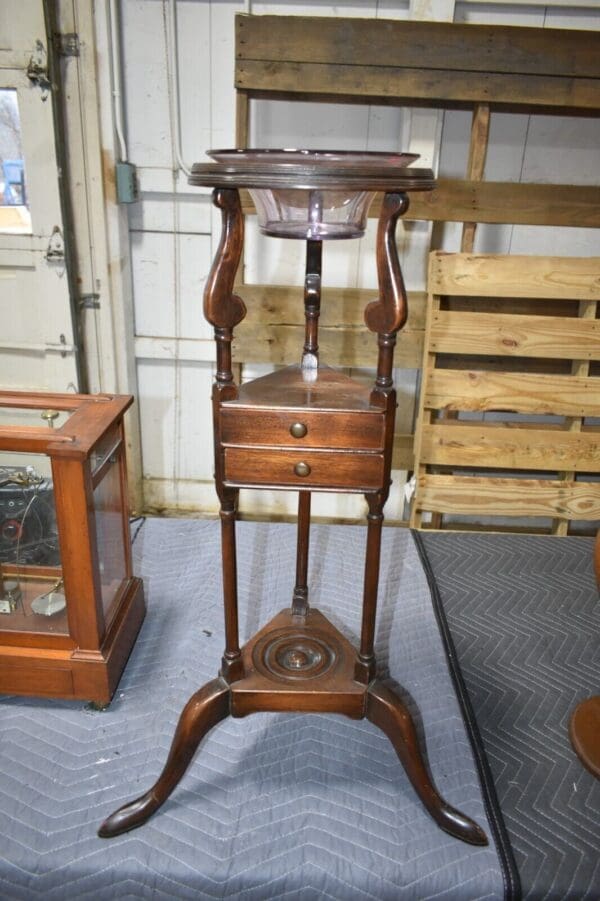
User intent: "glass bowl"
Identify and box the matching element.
[206,149,420,239]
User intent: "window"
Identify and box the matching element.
[0,88,31,233]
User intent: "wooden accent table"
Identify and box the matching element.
[99,151,487,845]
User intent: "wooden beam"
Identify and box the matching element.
[420,422,600,471]
[461,103,490,252]
[236,16,600,80]
[239,284,427,330]
[430,310,600,360]
[424,370,600,417]
[232,325,423,369]
[410,181,600,227]
[236,61,600,112]
[429,253,600,298]
[416,474,600,520]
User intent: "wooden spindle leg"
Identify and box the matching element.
[292,491,311,616]
[356,493,384,683]
[220,488,244,681]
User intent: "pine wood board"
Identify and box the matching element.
[239,284,427,331]
[420,423,600,472]
[430,311,600,360]
[410,182,600,227]
[232,325,423,369]
[429,253,600,299]
[415,474,600,520]
[424,370,600,417]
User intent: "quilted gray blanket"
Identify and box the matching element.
[0,519,505,899]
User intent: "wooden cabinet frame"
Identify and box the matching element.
[0,391,145,703]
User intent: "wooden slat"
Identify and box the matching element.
[416,474,600,520]
[392,433,414,471]
[429,253,600,298]
[242,183,600,228]
[424,370,600,417]
[420,423,600,471]
[239,284,427,330]
[430,311,600,360]
[234,285,426,367]
[551,297,598,535]
[235,90,249,148]
[410,182,600,228]
[236,16,600,81]
[236,61,600,112]
[461,103,490,253]
[232,325,423,368]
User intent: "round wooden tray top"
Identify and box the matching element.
[569,695,600,778]
[189,148,436,192]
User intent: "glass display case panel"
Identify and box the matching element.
[90,426,121,477]
[93,451,127,625]
[0,450,66,634]
[0,405,73,429]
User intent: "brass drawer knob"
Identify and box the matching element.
[290,422,308,439]
[294,461,311,477]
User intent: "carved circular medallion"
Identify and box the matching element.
[253,628,338,681]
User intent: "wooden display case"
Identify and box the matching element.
[0,391,145,705]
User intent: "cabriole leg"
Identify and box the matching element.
[292,491,311,616]
[367,681,488,846]
[98,678,230,838]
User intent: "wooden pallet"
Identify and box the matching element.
[232,14,600,522]
[411,253,600,533]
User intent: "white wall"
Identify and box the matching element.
[110,0,600,520]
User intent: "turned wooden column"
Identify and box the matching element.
[205,187,247,681]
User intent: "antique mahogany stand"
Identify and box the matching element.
[99,153,487,845]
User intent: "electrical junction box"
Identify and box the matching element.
[116,161,138,203]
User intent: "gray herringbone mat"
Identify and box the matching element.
[419,531,600,901]
[0,519,504,899]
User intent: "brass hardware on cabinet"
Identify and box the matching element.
[290,422,308,438]
[41,409,60,428]
[294,461,311,477]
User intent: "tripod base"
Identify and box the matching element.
[99,608,487,845]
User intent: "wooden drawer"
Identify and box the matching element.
[220,407,384,451]
[224,447,385,491]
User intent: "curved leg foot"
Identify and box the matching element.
[367,680,488,846]
[98,677,230,838]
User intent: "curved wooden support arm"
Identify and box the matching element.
[204,188,247,330]
[364,192,409,336]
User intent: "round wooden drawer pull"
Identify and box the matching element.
[290,422,308,438]
[294,461,311,477]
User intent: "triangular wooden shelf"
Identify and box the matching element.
[230,608,366,718]
[229,364,379,413]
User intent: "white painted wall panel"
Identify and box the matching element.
[137,358,214,479]
[121,0,173,168]
[129,193,212,234]
[136,358,177,480]
[131,230,212,339]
